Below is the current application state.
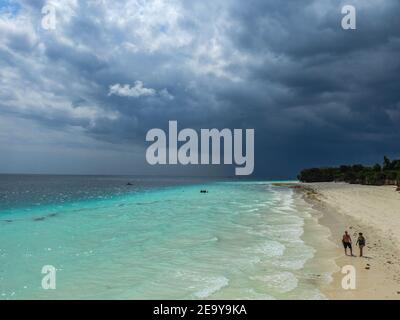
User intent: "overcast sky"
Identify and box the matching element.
[0,0,399,178]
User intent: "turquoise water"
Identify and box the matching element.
[0,179,328,299]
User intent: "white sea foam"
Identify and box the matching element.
[249,240,286,257]
[193,276,229,298]
[203,236,219,243]
[243,289,276,300]
[251,272,299,293]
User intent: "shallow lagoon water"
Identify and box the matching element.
[0,176,328,299]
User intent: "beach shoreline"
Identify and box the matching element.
[292,182,400,299]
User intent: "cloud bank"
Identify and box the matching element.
[0,0,399,177]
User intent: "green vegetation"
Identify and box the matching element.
[298,156,400,186]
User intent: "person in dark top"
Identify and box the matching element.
[356,232,366,257]
[342,231,353,256]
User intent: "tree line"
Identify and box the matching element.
[298,156,400,186]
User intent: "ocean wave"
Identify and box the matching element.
[193,276,229,298]
[242,289,276,300]
[174,270,229,299]
[250,272,298,293]
[249,240,286,257]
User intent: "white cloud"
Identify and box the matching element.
[108,81,174,100]
[108,81,156,98]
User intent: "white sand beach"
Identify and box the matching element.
[300,182,400,299]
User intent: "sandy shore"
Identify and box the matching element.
[299,182,400,299]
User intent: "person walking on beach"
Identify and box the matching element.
[356,233,366,257]
[342,231,353,256]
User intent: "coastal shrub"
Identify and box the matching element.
[352,164,364,172]
[373,163,382,172]
[385,171,398,181]
[297,167,336,182]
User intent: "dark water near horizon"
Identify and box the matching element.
[0,174,227,211]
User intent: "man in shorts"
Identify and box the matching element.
[342,231,354,256]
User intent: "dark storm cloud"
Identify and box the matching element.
[0,0,399,177]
